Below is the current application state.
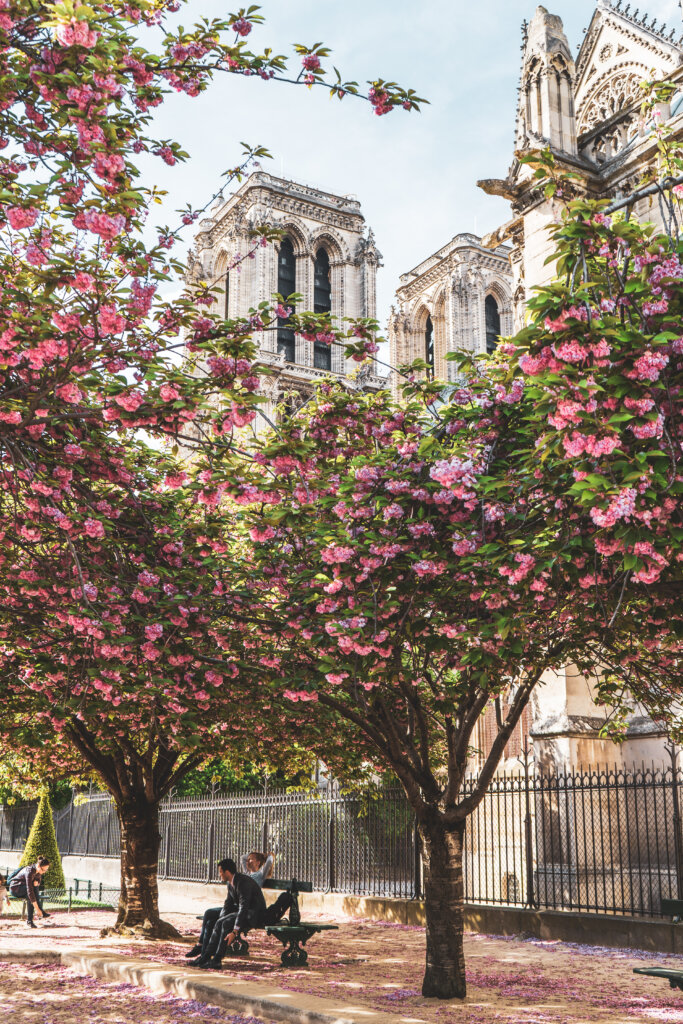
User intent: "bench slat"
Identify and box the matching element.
[634,968,683,979]
[661,898,683,917]
[263,878,313,893]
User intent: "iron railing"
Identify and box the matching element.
[2,764,682,918]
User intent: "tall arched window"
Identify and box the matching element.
[313,247,332,371]
[224,270,230,318]
[425,314,434,377]
[277,238,296,363]
[485,295,501,355]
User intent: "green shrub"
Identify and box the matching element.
[19,790,65,889]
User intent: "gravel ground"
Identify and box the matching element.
[1,908,683,1023]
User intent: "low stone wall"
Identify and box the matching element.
[2,849,681,953]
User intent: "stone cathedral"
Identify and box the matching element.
[191,1,683,773]
[188,171,384,431]
[480,0,683,324]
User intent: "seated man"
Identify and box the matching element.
[185,858,232,960]
[185,852,275,960]
[192,857,266,970]
[8,856,51,928]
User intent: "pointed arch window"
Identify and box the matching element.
[277,237,296,363]
[425,314,434,377]
[224,270,230,318]
[313,247,332,371]
[485,295,501,355]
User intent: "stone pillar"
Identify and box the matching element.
[295,253,312,367]
[521,7,577,157]
[332,261,345,375]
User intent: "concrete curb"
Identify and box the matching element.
[2,949,409,1024]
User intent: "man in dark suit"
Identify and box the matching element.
[192,857,266,970]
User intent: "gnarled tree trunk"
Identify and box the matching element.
[420,818,467,999]
[110,796,179,939]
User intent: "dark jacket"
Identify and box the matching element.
[223,871,266,933]
[9,864,40,901]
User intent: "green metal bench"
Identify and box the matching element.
[203,877,338,967]
[632,899,683,991]
[634,967,683,991]
[662,898,683,922]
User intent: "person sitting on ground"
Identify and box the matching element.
[0,874,11,914]
[191,857,266,971]
[8,856,51,928]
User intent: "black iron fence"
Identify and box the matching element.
[2,763,682,918]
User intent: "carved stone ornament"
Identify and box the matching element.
[578,68,645,135]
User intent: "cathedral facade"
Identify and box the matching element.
[190,2,682,772]
[386,1,683,773]
[188,171,384,430]
[388,234,513,382]
[480,1,683,325]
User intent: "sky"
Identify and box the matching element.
[146,0,683,332]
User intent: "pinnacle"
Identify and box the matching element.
[608,0,683,47]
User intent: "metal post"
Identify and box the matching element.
[98,882,102,902]
[519,741,538,909]
[667,744,683,898]
[164,828,171,879]
[105,803,111,857]
[9,809,16,852]
[207,819,215,884]
[85,803,91,857]
[327,810,336,892]
[261,773,269,853]
[413,820,422,900]
[68,796,74,855]
[68,887,72,913]
[85,784,92,857]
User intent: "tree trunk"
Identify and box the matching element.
[107,797,179,939]
[420,818,467,999]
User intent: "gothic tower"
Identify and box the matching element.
[479,1,683,327]
[188,171,384,430]
[517,5,577,157]
[477,0,683,773]
[388,234,513,386]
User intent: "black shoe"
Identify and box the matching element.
[190,956,209,967]
[199,958,222,970]
[185,945,202,958]
[42,912,50,919]
[27,922,36,929]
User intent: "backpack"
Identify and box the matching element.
[7,866,25,891]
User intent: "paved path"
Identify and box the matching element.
[2,908,683,1023]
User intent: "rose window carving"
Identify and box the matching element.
[578,71,643,135]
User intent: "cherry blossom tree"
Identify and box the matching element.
[213,371,676,996]
[0,442,348,936]
[214,110,683,991]
[0,0,421,933]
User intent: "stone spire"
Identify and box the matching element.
[518,6,577,157]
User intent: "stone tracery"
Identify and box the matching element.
[577,66,646,134]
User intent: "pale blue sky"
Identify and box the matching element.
[148,0,682,329]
